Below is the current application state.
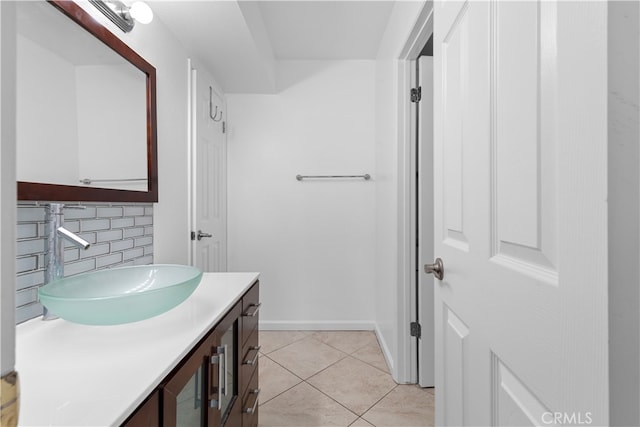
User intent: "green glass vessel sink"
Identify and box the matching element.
[38,264,203,325]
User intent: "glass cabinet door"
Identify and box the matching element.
[164,303,242,427]
[175,366,204,426]
[163,335,211,427]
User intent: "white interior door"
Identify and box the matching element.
[432,1,608,425]
[191,66,227,272]
[418,55,435,388]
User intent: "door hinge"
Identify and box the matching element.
[222,121,226,134]
[411,87,422,103]
[190,231,196,241]
[410,321,421,339]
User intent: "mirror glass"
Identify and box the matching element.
[16,1,158,202]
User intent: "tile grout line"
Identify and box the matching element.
[303,378,363,422]
[304,332,392,376]
[304,357,399,423]
[258,331,312,356]
[263,335,351,381]
[286,351,396,422]
[350,352,392,376]
[259,332,428,427]
[358,383,400,424]
[260,351,370,422]
[257,354,305,407]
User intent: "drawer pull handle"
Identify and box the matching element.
[244,346,261,365]
[244,388,261,414]
[243,302,261,317]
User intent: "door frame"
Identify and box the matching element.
[395,2,434,384]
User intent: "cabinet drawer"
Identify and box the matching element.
[241,369,260,427]
[240,327,259,394]
[241,282,260,346]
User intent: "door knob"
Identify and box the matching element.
[197,230,213,241]
[424,258,444,280]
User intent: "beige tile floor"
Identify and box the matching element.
[258,331,435,427]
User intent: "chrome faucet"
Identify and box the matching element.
[42,203,91,320]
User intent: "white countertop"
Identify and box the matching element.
[16,272,259,427]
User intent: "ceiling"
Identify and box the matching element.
[151,1,396,93]
[256,1,394,60]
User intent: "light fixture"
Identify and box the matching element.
[89,0,153,33]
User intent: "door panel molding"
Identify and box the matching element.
[443,304,469,426]
[441,2,470,252]
[489,1,558,285]
[491,353,551,426]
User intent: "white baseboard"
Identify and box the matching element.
[259,320,375,331]
[374,323,395,377]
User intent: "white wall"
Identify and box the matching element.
[227,60,376,329]
[16,34,79,186]
[373,1,425,382]
[75,1,193,265]
[1,0,17,376]
[609,2,640,425]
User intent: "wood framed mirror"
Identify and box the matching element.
[17,0,158,202]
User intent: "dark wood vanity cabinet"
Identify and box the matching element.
[122,391,160,427]
[239,284,261,427]
[122,281,259,427]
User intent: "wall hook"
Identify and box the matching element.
[209,86,223,121]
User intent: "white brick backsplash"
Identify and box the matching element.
[97,253,123,268]
[16,256,37,274]
[16,303,44,325]
[16,203,153,324]
[17,207,45,222]
[64,233,96,248]
[63,220,81,233]
[64,248,80,262]
[110,239,134,252]
[81,243,110,259]
[97,229,124,242]
[16,288,38,307]
[134,216,153,226]
[135,236,153,247]
[16,271,44,291]
[111,217,135,229]
[17,223,38,239]
[97,207,123,218]
[134,255,153,266]
[81,219,111,232]
[123,228,144,238]
[65,259,96,276]
[17,239,45,257]
[123,247,144,261]
[124,206,145,216]
[64,207,97,219]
